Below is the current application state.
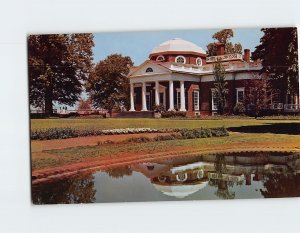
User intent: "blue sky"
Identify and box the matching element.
[92,28,264,65]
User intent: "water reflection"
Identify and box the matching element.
[32,173,96,204]
[32,151,300,204]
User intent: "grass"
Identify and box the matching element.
[30,117,300,170]
[31,117,300,131]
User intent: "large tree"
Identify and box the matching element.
[206,29,242,56]
[252,27,299,97]
[213,59,228,115]
[86,54,133,115]
[244,73,272,118]
[28,34,94,115]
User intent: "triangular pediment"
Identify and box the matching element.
[128,60,171,77]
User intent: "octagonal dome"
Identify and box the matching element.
[150,38,206,55]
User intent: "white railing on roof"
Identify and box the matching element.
[206,53,243,63]
[170,62,261,74]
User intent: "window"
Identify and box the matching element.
[236,87,245,104]
[193,90,200,111]
[145,67,153,73]
[156,55,165,62]
[176,173,188,182]
[175,55,186,64]
[196,57,202,66]
[211,89,218,111]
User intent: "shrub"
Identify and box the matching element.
[176,127,228,139]
[210,127,229,137]
[233,103,246,115]
[31,127,161,140]
[161,111,187,118]
[125,136,152,143]
[153,104,166,113]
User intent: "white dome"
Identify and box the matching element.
[153,182,208,199]
[151,38,206,55]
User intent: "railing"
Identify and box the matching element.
[206,53,243,63]
[269,103,284,110]
[170,62,262,74]
[284,104,300,112]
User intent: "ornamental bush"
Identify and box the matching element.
[233,103,246,115]
[31,127,161,140]
[161,111,187,118]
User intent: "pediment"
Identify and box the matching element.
[128,60,171,77]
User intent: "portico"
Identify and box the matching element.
[129,79,187,112]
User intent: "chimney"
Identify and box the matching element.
[244,49,250,62]
[216,43,225,56]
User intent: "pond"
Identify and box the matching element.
[32,151,300,204]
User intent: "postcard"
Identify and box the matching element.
[29,27,300,204]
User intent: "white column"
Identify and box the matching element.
[155,81,160,106]
[179,81,186,111]
[129,82,135,111]
[168,80,175,111]
[141,82,147,111]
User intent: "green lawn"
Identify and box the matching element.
[31,117,300,170]
[31,117,300,131]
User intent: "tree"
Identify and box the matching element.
[206,29,242,56]
[28,34,94,115]
[87,54,133,115]
[213,59,228,115]
[78,98,92,110]
[252,27,298,98]
[244,73,272,118]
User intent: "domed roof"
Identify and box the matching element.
[153,182,208,198]
[150,38,206,55]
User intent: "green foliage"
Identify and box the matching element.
[206,29,242,56]
[213,60,228,115]
[28,34,94,115]
[244,73,272,117]
[87,54,133,114]
[176,127,228,139]
[252,27,298,95]
[31,127,162,140]
[233,102,246,115]
[161,111,187,118]
[153,104,166,113]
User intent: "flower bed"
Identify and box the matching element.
[31,127,164,140]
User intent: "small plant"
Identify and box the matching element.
[153,104,166,113]
[233,103,246,115]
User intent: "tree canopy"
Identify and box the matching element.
[252,27,298,95]
[206,29,242,56]
[28,34,94,115]
[86,54,133,114]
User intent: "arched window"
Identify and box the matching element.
[271,89,281,103]
[145,67,153,73]
[197,170,204,179]
[196,57,202,66]
[176,173,188,182]
[175,55,186,64]
[156,55,165,62]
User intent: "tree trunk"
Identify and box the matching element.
[45,85,53,116]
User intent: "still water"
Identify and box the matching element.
[32,151,300,204]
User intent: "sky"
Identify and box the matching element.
[92,28,264,65]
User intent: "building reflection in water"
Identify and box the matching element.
[32,151,300,203]
[131,152,300,199]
